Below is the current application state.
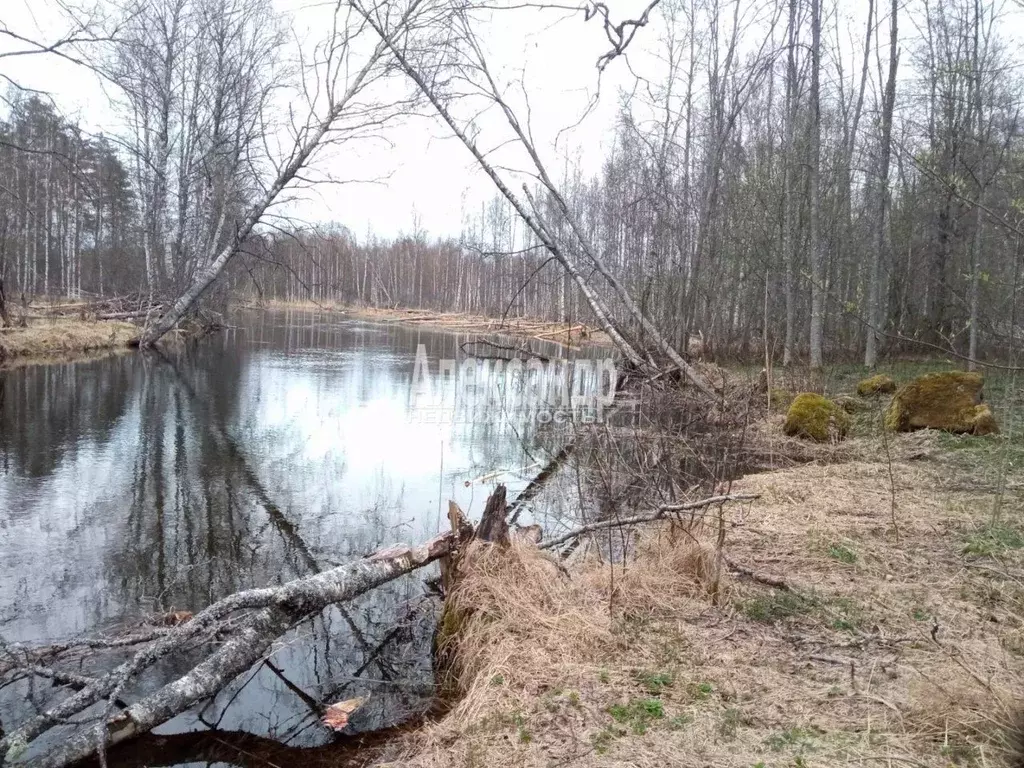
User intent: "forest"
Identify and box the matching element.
[2,0,1023,364]
[2,0,1024,767]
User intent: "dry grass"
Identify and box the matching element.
[0,317,138,365]
[389,435,1024,768]
[235,299,612,348]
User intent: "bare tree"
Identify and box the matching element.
[348,0,718,396]
[0,1,115,99]
[808,0,823,368]
[781,0,799,366]
[137,0,429,346]
[864,0,898,367]
[111,0,284,295]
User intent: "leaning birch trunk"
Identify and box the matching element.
[458,23,717,399]
[137,95,367,346]
[349,0,714,397]
[349,2,648,372]
[3,533,456,768]
[135,6,415,348]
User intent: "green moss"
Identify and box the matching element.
[884,371,998,435]
[972,404,999,435]
[856,374,896,396]
[783,393,851,442]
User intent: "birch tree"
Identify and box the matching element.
[807,0,824,368]
[345,0,718,395]
[136,0,430,346]
[864,0,898,367]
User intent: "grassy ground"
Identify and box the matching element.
[385,366,1024,768]
[0,317,139,366]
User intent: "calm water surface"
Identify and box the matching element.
[0,309,602,754]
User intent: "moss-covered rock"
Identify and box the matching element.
[856,374,896,396]
[783,393,851,442]
[972,404,999,436]
[884,371,999,435]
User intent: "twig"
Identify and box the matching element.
[881,413,900,542]
[723,555,791,591]
[538,493,759,550]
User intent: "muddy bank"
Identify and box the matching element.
[0,318,139,367]
[236,299,613,349]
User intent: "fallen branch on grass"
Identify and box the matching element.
[537,493,760,550]
[723,555,791,591]
[0,532,459,768]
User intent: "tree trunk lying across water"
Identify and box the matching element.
[1,533,461,768]
[3,485,758,768]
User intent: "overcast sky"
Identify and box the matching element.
[4,0,1023,241]
[2,0,648,240]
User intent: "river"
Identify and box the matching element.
[0,309,614,759]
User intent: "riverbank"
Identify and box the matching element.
[373,365,1024,768]
[0,317,139,367]
[387,440,1023,767]
[235,298,613,348]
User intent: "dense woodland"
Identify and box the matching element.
[2,0,1023,363]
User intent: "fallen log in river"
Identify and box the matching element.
[0,533,462,768]
[0,486,758,768]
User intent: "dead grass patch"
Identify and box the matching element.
[0,317,137,365]
[391,434,1024,768]
[235,300,612,348]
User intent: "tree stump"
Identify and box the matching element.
[474,484,510,545]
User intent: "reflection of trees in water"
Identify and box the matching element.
[0,356,137,477]
[1,312,600,751]
[108,352,436,743]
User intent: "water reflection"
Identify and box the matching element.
[0,309,606,754]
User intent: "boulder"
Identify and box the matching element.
[884,371,998,435]
[783,393,851,442]
[856,374,897,396]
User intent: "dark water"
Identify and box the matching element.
[0,309,611,760]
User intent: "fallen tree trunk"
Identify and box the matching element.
[84,725,407,768]
[3,534,456,768]
[97,308,162,321]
